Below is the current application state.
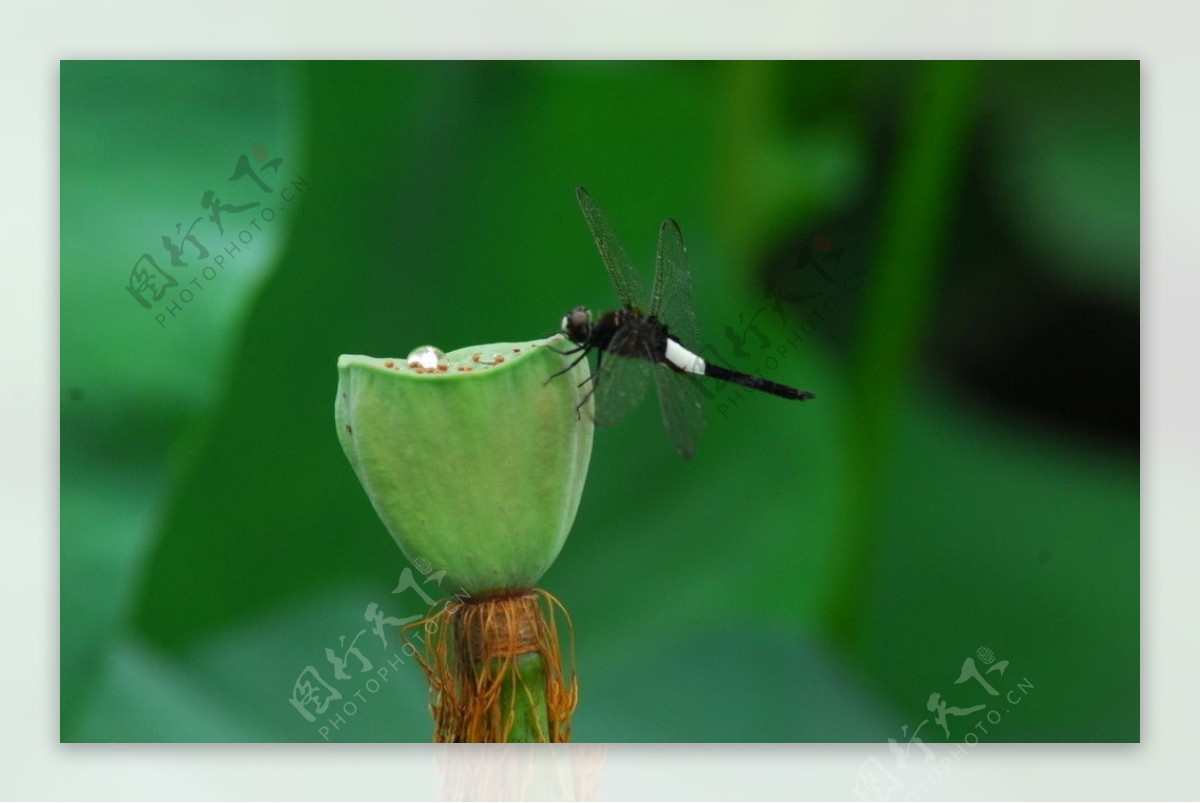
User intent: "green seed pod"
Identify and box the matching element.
[335,338,594,595]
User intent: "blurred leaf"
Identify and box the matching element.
[990,61,1139,301]
[576,626,894,741]
[73,638,261,742]
[60,60,299,734]
[862,390,1138,741]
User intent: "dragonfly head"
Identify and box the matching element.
[561,305,593,345]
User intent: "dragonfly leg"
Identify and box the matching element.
[574,349,602,417]
[577,347,602,388]
[575,385,597,419]
[543,349,591,386]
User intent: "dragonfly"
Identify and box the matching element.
[552,187,814,459]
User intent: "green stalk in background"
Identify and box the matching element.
[825,62,980,649]
[336,337,592,741]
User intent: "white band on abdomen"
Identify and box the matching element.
[665,339,706,375]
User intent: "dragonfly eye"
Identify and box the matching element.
[562,306,592,343]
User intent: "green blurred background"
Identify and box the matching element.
[60,61,1138,743]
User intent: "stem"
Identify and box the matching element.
[505,652,550,743]
[407,589,576,742]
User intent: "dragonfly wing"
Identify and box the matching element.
[576,187,647,312]
[593,327,653,428]
[651,218,702,353]
[653,362,707,460]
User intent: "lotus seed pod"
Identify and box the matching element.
[335,337,594,595]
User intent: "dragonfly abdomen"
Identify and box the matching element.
[702,362,816,401]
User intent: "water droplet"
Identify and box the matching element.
[407,345,446,371]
